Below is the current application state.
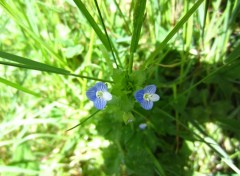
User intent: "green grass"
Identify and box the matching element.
[0,0,240,175]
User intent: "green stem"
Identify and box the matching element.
[128,52,134,73]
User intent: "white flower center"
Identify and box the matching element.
[96,91,112,101]
[143,93,151,101]
[96,91,103,98]
[143,93,160,102]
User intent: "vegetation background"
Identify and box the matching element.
[0,0,240,175]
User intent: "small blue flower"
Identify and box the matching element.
[139,123,147,130]
[134,85,160,110]
[86,82,112,110]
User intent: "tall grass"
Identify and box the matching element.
[0,0,240,175]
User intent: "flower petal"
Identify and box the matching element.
[150,93,160,102]
[134,89,144,103]
[144,85,156,93]
[141,100,153,110]
[94,98,107,110]
[86,87,97,101]
[103,91,112,101]
[95,82,107,91]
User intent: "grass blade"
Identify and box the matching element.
[0,51,114,83]
[145,0,204,67]
[181,42,240,95]
[0,51,69,74]
[113,0,131,34]
[191,121,240,174]
[145,147,166,176]
[66,110,100,131]
[229,0,240,26]
[202,0,210,40]
[93,0,119,68]
[0,61,68,74]
[73,0,110,50]
[0,1,65,66]
[0,77,41,97]
[129,0,147,73]
[226,40,240,62]
[130,0,147,53]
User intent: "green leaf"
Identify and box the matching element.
[0,77,41,97]
[130,70,146,88]
[119,95,135,112]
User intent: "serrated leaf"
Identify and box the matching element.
[130,70,146,87]
[119,95,135,112]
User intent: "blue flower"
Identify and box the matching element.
[86,82,112,110]
[139,123,147,130]
[134,85,160,110]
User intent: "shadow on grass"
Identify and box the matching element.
[94,48,240,176]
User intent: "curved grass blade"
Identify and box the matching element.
[0,61,68,74]
[0,77,41,97]
[145,0,204,67]
[159,109,240,174]
[0,51,69,74]
[191,120,240,174]
[0,51,114,83]
[66,110,100,131]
